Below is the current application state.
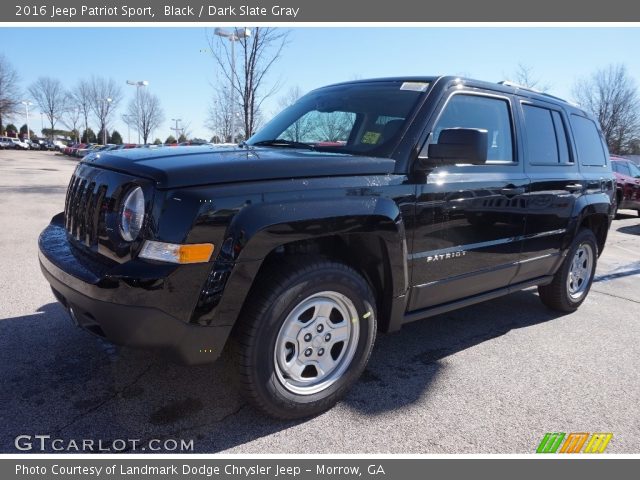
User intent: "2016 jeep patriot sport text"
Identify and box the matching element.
[39,76,615,418]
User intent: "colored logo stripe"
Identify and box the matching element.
[584,433,613,453]
[560,433,590,453]
[537,433,566,453]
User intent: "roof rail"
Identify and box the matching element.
[497,80,571,104]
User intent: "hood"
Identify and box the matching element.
[82,145,396,189]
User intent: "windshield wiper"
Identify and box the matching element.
[252,139,315,150]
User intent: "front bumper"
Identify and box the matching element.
[38,215,231,365]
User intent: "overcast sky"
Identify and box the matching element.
[2,27,640,141]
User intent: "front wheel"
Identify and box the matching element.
[538,228,598,312]
[234,259,376,419]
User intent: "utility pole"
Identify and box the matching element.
[170,118,182,143]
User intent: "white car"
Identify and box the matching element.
[10,138,30,150]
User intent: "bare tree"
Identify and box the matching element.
[277,85,316,142]
[573,64,640,155]
[61,98,82,142]
[72,79,93,142]
[88,76,122,143]
[317,112,354,143]
[125,89,164,144]
[0,54,21,134]
[28,77,66,140]
[206,87,234,142]
[507,63,551,92]
[209,27,288,139]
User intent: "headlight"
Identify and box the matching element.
[119,186,145,241]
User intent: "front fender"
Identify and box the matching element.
[199,195,408,329]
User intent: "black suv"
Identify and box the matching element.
[39,76,615,418]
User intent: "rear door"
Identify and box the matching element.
[513,100,581,282]
[408,89,529,310]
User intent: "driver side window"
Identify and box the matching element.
[431,94,514,163]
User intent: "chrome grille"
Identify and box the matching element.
[64,174,108,247]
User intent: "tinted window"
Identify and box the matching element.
[249,81,430,157]
[616,162,631,176]
[523,105,559,164]
[431,94,514,162]
[570,115,608,166]
[628,161,640,178]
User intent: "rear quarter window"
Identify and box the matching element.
[570,115,608,167]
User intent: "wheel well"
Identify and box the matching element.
[579,214,608,255]
[254,235,394,332]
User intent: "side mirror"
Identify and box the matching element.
[418,128,488,167]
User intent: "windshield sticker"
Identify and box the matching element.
[400,82,429,92]
[361,131,381,144]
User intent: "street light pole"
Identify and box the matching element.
[103,98,112,145]
[214,27,251,143]
[170,118,182,143]
[126,80,149,145]
[21,101,32,142]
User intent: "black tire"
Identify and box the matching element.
[234,258,377,419]
[538,228,598,312]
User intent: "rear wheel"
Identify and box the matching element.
[538,228,598,312]
[234,259,376,419]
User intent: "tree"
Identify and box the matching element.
[96,128,109,144]
[509,63,550,92]
[277,85,315,142]
[81,128,97,143]
[5,123,17,137]
[19,124,35,139]
[88,76,122,144]
[178,133,188,143]
[165,135,177,144]
[28,77,66,140]
[209,27,288,139]
[0,54,21,133]
[210,135,221,144]
[61,102,82,142]
[153,138,162,145]
[206,87,234,142]
[72,80,93,141]
[125,89,164,144]
[573,64,640,155]
[110,130,123,145]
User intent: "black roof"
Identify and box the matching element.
[322,75,587,115]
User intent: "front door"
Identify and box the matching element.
[408,90,529,311]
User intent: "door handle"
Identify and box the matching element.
[565,183,583,191]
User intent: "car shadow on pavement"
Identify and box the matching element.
[0,291,564,453]
[617,223,640,236]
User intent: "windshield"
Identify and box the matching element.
[247,80,430,157]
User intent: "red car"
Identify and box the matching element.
[611,156,640,216]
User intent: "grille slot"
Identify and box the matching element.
[63,174,108,247]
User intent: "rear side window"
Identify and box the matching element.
[522,105,571,165]
[570,115,608,166]
[431,94,514,163]
[615,162,631,176]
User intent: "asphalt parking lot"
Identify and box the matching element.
[1,149,639,453]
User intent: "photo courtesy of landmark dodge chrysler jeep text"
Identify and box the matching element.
[38,76,615,418]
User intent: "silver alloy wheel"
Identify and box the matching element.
[567,242,594,300]
[274,291,360,395]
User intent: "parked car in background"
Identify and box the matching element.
[611,156,640,216]
[0,136,15,149]
[76,144,102,158]
[10,138,30,150]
